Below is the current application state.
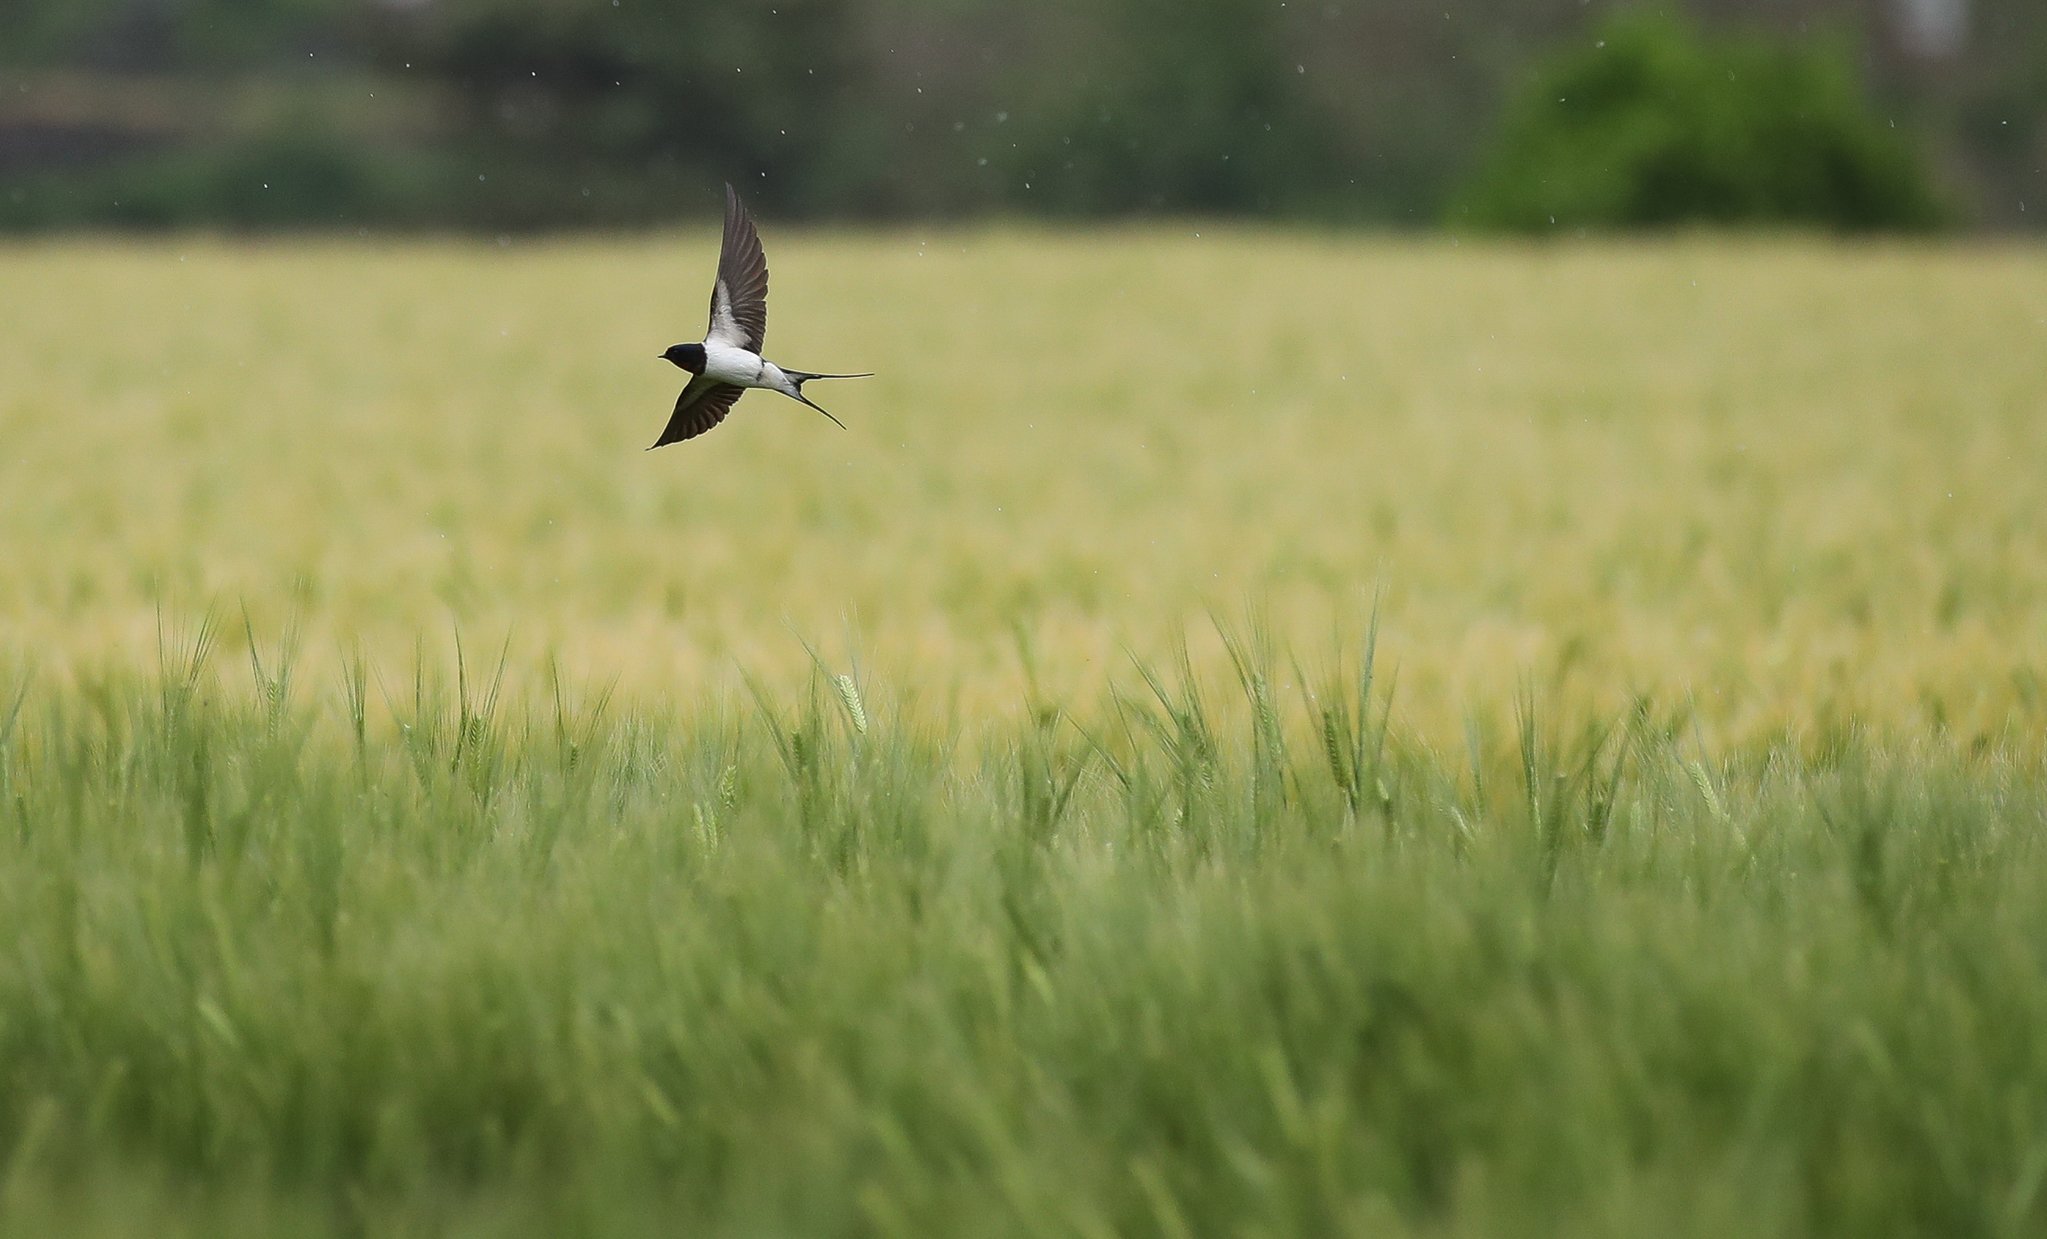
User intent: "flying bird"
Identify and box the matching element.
[650,183,871,449]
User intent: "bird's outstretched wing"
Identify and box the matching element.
[651,377,745,448]
[704,183,768,353]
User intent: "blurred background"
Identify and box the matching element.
[0,0,2039,233]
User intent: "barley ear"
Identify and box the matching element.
[834,674,869,735]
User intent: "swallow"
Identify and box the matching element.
[650,183,871,449]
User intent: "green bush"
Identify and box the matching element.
[1454,13,1948,233]
[0,130,450,232]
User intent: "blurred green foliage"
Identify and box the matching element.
[1454,14,1949,232]
[0,0,2032,230]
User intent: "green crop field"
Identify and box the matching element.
[1,232,2045,1236]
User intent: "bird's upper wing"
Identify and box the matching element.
[650,377,746,448]
[704,183,768,353]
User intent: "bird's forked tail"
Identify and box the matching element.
[781,369,873,430]
[783,369,874,384]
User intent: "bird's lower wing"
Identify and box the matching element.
[650,379,745,449]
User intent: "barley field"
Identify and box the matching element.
[1,231,2045,1236]
[5,231,2044,737]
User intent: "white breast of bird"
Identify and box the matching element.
[703,343,769,387]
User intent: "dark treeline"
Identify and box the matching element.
[0,0,2039,230]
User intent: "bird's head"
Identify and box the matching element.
[660,343,706,373]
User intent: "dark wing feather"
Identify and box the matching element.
[650,378,745,448]
[704,183,769,353]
